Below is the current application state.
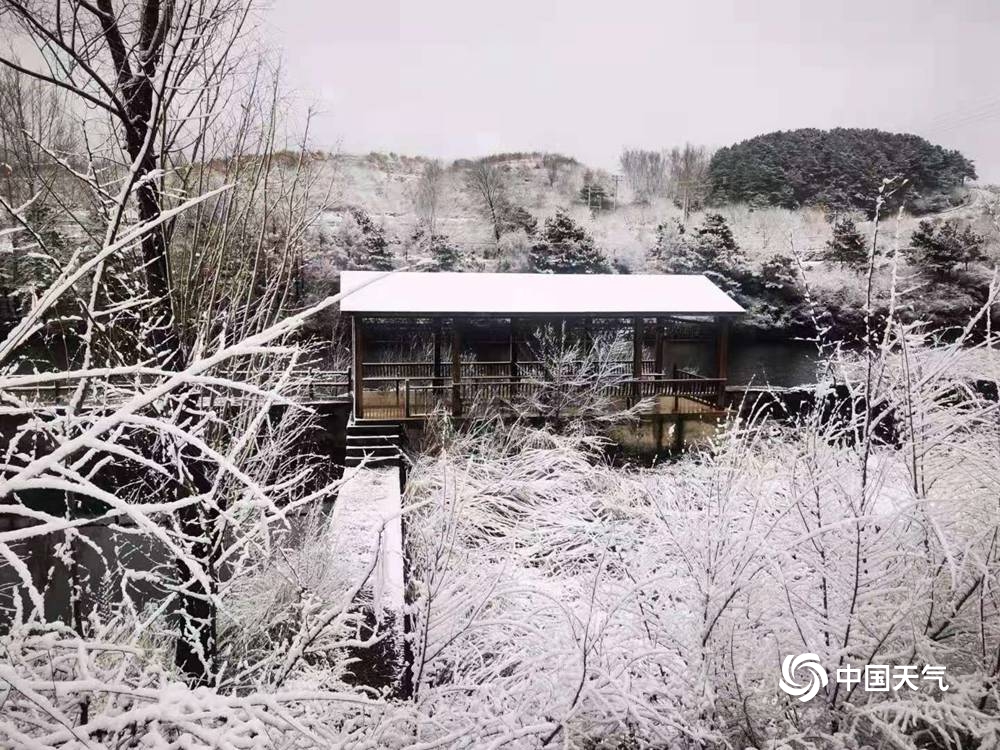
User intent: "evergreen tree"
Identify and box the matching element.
[695,213,744,271]
[343,207,393,270]
[648,214,746,294]
[910,219,985,280]
[649,220,700,274]
[529,210,611,274]
[497,202,538,236]
[759,254,799,295]
[826,217,868,269]
[428,234,463,271]
[404,224,429,262]
[578,182,613,212]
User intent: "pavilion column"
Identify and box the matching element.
[432,321,442,387]
[352,316,364,419]
[452,321,462,417]
[653,317,664,376]
[509,319,518,379]
[632,316,643,403]
[715,316,730,408]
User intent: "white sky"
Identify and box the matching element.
[267,0,1000,181]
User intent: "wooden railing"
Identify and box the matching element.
[2,369,351,406]
[363,374,726,419]
[363,359,666,380]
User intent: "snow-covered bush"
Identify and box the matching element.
[392,313,1000,747]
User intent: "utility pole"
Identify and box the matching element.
[611,174,621,210]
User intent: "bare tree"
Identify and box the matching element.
[667,143,711,222]
[0,0,256,360]
[464,158,508,248]
[619,148,667,205]
[519,324,642,430]
[0,66,78,209]
[414,159,446,234]
[0,0,337,687]
[541,153,562,187]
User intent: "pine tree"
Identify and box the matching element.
[578,182,613,212]
[649,220,701,273]
[695,213,745,274]
[529,210,611,274]
[344,207,393,271]
[429,234,463,271]
[497,202,538,237]
[910,219,985,280]
[826,217,868,269]
[648,214,746,294]
[404,224,429,262]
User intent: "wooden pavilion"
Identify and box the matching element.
[339,271,744,423]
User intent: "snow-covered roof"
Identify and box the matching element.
[339,271,745,316]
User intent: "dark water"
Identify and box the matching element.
[667,339,820,388]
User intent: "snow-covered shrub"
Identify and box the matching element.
[392,317,1000,747]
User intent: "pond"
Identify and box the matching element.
[668,338,820,388]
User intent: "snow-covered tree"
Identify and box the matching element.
[529,210,611,274]
[342,207,394,270]
[428,233,462,271]
[413,159,446,234]
[826,215,868,268]
[650,213,746,294]
[910,218,986,279]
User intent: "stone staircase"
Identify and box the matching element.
[345,420,404,469]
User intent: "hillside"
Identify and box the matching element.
[305,149,999,338]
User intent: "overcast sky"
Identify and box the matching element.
[268,0,1000,181]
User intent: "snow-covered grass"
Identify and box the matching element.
[390,322,1000,747]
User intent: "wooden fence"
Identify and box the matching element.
[360,371,726,420]
[362,359,665,381]
[2,369,352,407]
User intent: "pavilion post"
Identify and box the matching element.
[509,319,518,380]
[715,316,730,408]
[452,321,462,417]
[432,321,442,387]
[352,315,364,419]
[653,317,664,376]
[632,316,643,403]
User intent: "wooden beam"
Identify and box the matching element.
[352,316,364,419]
[715,316,730,408]
[452,320,462,417]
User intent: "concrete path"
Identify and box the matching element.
[331,466,405,619]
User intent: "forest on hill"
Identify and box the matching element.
[707,128,977,215]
